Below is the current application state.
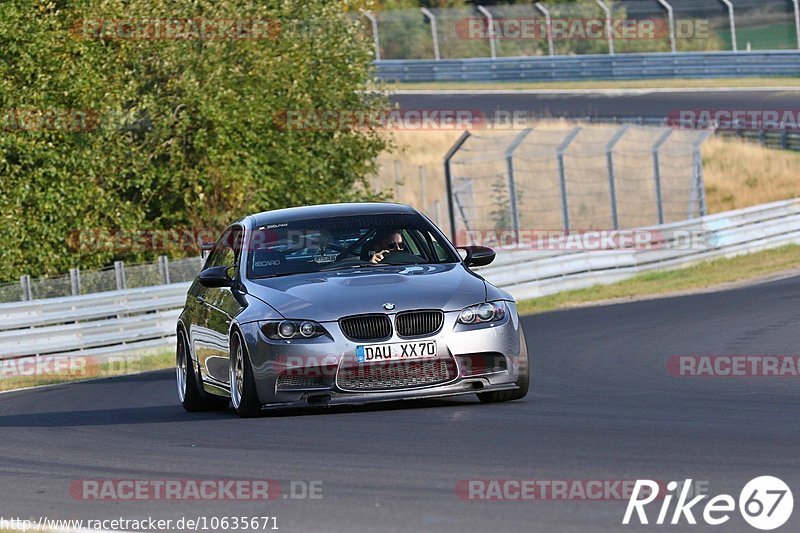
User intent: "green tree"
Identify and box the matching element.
[0,0,389,281]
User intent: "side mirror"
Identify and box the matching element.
[199,265,234,288]
[458,246,496,267]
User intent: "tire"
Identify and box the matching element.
[229,330,261,418]
[177,330,229,412]
[478,327,530,403]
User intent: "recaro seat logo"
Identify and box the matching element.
[623,476,793,530]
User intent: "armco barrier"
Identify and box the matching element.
[478,198,800,300]
[0,283,189,360]
[1,199,799,361]
[375,51,800,82]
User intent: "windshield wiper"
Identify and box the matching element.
[318,263,371,272]
[254,272,298,279]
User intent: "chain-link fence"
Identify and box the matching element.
[442,125,714,243]
[363,0,800,60]
[0,256,202,304]
[371,158,450,236]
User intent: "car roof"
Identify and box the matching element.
[247,202,418,228]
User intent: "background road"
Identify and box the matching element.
[1,276,799,532]
[391,88,800,122]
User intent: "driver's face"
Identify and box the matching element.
[379,232,404,251]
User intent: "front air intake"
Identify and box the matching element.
[339,314,392,341]
[395,310,444,338]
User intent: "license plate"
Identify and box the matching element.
[356,340,437,363]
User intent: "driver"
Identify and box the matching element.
[370,229,405,264]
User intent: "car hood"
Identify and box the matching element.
[246,264,487,321]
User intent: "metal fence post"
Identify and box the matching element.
[556,127,582,233]
[20,275,32,301]
[793,0,800,50]
[420,8,441,60]
[535,2,555,56]
[652,130,673,224]
[720,0,737,52]
[158,255,171,285]
[114,260,127,290]
[695,151,707,218]
[477,6,497,59]
[605,125,630,230]
[69,268,81,296]
[444,131,472,243]
[691,129,714,218]
[595,0,614,55]
[505,128,533,239]
[656,0,676,53]
[362,11,381,61]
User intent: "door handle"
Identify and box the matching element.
[197,296,206,305]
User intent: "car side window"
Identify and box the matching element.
[425,231,450,262]
[204,227,242,271]
[401,229,422,257]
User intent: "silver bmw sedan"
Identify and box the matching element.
[176,202,529,417]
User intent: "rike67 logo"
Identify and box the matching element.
[623,476,793,530]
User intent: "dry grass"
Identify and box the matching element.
[375,124,800,227]
[703,136,800,212]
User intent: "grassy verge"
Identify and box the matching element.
[516,244,800,315]
[386,78,800,91]
[0,350,173,393]
[719,22,797,52]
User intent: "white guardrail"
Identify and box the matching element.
[1,198,799,361]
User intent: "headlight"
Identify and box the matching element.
[262,320,327,339]
[457,302,506,325]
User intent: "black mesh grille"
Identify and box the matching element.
[276,374,329,389]
[337,359,456,390]
[339,314,392,341]
[395,310,444,337]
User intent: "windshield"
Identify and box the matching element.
[247,213,458,279]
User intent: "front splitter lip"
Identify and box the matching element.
[258,379,517,411]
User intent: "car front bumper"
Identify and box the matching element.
[238,302,525,409]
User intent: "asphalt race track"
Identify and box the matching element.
[1,276,799,532]
[391,88,800,122]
